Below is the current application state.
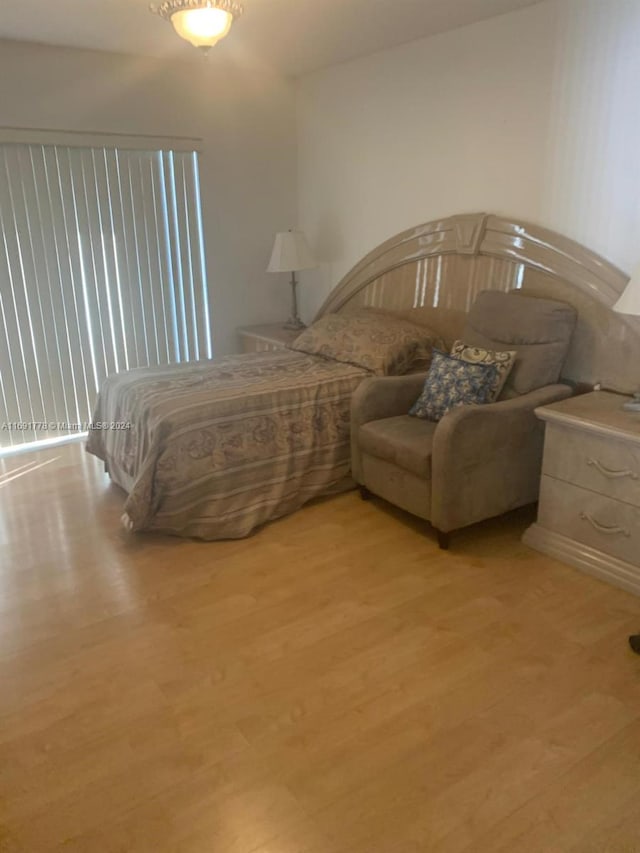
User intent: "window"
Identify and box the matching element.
[0,139,211,451]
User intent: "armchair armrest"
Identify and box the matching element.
[350,372,427,485]
[351,372,427,428]
[431,384,572,533]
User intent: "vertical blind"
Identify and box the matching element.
[0,142,211,450]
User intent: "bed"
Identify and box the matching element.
[88,212,640,540]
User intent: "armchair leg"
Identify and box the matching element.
[436,529,450,550]
[358,485,371,501]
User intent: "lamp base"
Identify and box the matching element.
[281,273,307,333]
[623,392,640,413]
[283,318,306,332]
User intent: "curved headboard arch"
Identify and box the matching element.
[316,213,640,394]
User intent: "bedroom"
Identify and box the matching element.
[1,0,640,849]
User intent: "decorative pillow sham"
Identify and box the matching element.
[289,309,443,376]
[450,340,516,402]
[409,350,499,422]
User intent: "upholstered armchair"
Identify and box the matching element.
[351,291,577,548]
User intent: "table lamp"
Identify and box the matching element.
[267,230,316,331]
[613,265,640,412]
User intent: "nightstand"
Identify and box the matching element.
[523,391,640,596]
[237,324,300,354]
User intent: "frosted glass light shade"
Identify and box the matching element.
[171,7,232,48]
[268,231,316,273]
[613,265,640,316]
[152,0,243,52]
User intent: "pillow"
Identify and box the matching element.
[289,308,443,375]
[450,340,516,402]
[409,350,499,422]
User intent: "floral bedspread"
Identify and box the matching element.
[86,350,369,539]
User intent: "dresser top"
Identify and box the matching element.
[237,324,300,344]
[536,391,640,445]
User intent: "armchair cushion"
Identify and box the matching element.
[358,416,436,479]
[409,350,499,422]
[463,291,577,398]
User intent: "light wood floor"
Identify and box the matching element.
[1,442,640,852]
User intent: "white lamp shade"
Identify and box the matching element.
[614,265,640,316]
[267,230,316,273]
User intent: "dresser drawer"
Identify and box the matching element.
[543,423,640,507]
[538,475,640,565]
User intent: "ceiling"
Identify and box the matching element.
[0,0,545,76]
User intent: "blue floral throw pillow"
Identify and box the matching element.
[409,350,499,422]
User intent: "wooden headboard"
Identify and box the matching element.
[316,213,640,394]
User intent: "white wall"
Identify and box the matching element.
[0,39,297,356]
[296,0,640,319]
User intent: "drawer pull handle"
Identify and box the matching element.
[579,512,631,538]
[586,458,638,480]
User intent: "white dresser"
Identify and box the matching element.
[524,391,640,596]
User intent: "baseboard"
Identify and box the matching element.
[523,523,640,597]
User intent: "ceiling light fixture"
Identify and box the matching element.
[151,0,244,53]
